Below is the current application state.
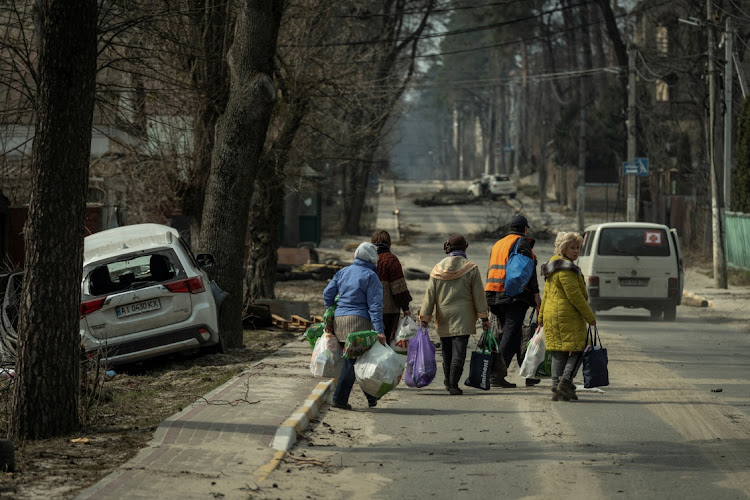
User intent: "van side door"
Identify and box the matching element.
[670,229,684,303]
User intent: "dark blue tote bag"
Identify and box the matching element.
[582,326,609,388]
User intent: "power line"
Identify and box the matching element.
[289,0,673,66]
[334,0,535,18]
[281,1,591,48]
[391,65,622,91]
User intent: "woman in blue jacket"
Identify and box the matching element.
[324,242,386,410]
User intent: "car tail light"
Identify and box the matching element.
[668,277,678,297]
[80,297,106,318]
[164,277,206,294]
[198,328,211,341]
[587,276,599,297]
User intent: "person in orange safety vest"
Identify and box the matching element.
[485,214,542,388]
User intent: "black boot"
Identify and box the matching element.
[491,378,517,388]
[449,369,463,395]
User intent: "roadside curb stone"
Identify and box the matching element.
[76,341,335,499]
[271,379,333,451]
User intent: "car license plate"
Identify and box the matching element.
[116,298,161,318]
[619,278,649,286]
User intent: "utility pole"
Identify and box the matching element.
[627,43,637,222]
[456,102,461,180]
[577,77,586,232]
[707,0,727,288]
[724,16,733,211]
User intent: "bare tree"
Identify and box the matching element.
[244,0,338,301]
[199,0,284,348]
[181,0,231,246]
[11,0,97,439]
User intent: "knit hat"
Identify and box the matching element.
[354,242,378,264]
[510,214,530,231]
[443,234,468,254]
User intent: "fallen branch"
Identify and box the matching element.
[285,453,328,466]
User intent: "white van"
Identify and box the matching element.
[577,222,684,321]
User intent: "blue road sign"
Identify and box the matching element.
[623,158,649,176]
[635,157,649,176]
[622,161,638,175]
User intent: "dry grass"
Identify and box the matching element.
[0,328,298,498]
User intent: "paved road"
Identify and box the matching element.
[253,179,750,499]
[79,179,750,499]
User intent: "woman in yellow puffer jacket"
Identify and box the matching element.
[539,232,596,401]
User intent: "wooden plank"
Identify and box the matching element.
[271,313,290,330]
[290,315,312,328]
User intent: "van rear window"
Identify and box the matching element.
[597,228,670,257]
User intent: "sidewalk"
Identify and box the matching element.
[76,340,327,499]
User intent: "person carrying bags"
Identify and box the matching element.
[539,231,597,401]
[485,214,542,388]
[419,234,490,395]
[324,242,386,410]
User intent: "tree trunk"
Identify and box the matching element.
[11,0,97,439]
[594,0,628,69]
[199,0,283,348]
[246,97,308,301]
[337,1,434,234]
[246,167,284,300]
[344,163,369,234]
[184,0,230,248]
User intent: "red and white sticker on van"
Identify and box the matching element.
[644,230,662,245]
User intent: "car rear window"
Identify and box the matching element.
[84,251,181,297]
[597,228,671,257]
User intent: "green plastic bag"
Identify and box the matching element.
[322,296,338,327]
[533,349,552,378]
[343,330,378,359]
[323,304,336,324]
[304,323,326,350]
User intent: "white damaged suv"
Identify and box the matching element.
[79,223,226,365]
[467,173,517,200]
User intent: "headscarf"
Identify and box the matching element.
[443,234,468,254]
[354,242,378,264]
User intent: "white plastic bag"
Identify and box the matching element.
[389,337,408,354]
[519,326,546,378]
[390,316,417,354]
[310,332,342,378]
[354,342,405,398]
[396,316,418,341]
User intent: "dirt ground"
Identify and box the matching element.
[0,279,330,500]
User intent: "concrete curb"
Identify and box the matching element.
[271,378,334,451]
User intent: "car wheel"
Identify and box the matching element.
[650,308,663,320]
[0,439,15,472]
[663,304,677,321]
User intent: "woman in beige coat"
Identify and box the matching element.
[539,232,596,401]
[420,235,490,395]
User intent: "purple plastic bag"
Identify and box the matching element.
[404,326,437,388]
